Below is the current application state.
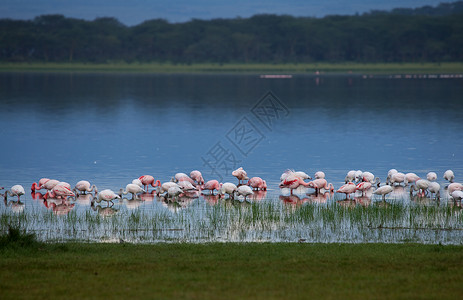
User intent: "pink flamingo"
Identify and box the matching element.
[247,177,267,190]
[31,178,50,191]
[173,173,196,184]
[279,175,309,195]
[138,175,161,191]
[44,182,75,199]
[190,170,205,185]
[202,180,221,195]
[232,167,248,185]
[39,179,60,191]
[307,179,334,194]
[356,181,372,195]
[337,182,357,199]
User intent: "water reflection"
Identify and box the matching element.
[91,202,119,217]
[43,198,75,215]
[3,198,25,213]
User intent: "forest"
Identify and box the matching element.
[1,1,462,64]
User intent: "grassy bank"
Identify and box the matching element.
[0,62,462,74]
[1,230,462,299]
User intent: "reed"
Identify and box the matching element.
[1,198,462,244]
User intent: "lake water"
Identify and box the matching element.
[1,72,462,243]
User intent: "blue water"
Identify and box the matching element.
[1,72,462,191]
[1,72,463,243]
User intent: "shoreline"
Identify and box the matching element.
[1,62,463,75]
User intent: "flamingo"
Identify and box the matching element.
[410,179,430,197]
[345,170,356,183]
[173,173,196,185]
[44,182,75,199]
[443,170,454,183]
[3,185,25,201]
[361,172,380,186]
[220,182,237,199]
[190,170,205,185]
[307,179,334,194]
[177,180,198,191]
[356,181,373,195]
[232,167,249,185]
[74,180,98,194]
[158,182,181,195]
[428,181,440,199]
[426,172,437,181]
[31,178,50,191]
[247,177,267,190]
[132,179,143,187]
[373,185,393,200]
[138,175,161,191]
[119,183,144,199]
[387,172,405,186]
[314,171,325,179]
[236,185,253,201]
[387,169,398,180]
[279,171,310,195]
[448,182,463,195]
[451,190,463,201]
[404,173,420,185]
[202,180,221,195]
[281,170,311,181]
[167,186,183,199]
[95,189,120,205]
[33,179,60,192]
[336,182,357,199]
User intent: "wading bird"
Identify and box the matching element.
[2,185,25,201]
[74,180,98,194]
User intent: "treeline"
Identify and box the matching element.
[1,2,463,63]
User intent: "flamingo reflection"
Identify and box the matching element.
[43,198,75,215]
[91,201,119,217]
[70,193,96,206]
[4,197,25,213]
[204,193,220,205]
[252,190,267,201]
[139,191,157,202]
[306,191,332,203]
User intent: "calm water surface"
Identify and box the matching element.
[1,72,462,243]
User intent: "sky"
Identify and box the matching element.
[0,0,448,26]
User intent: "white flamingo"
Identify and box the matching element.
[236,185,253,201]
[3,185,25,200]
[314,171,325,179]
[404,173,420,185]
[373,185,393,200]
[74,180,98,194]
[220,182,237,199]
[119,183,144,199]
[443,170,454,183]
[95,189,120,205]
[426,172,437,181]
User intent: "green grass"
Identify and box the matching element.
[0,62,462,74]
[0,230,462,299]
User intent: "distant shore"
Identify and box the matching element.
[1,62,462,75]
